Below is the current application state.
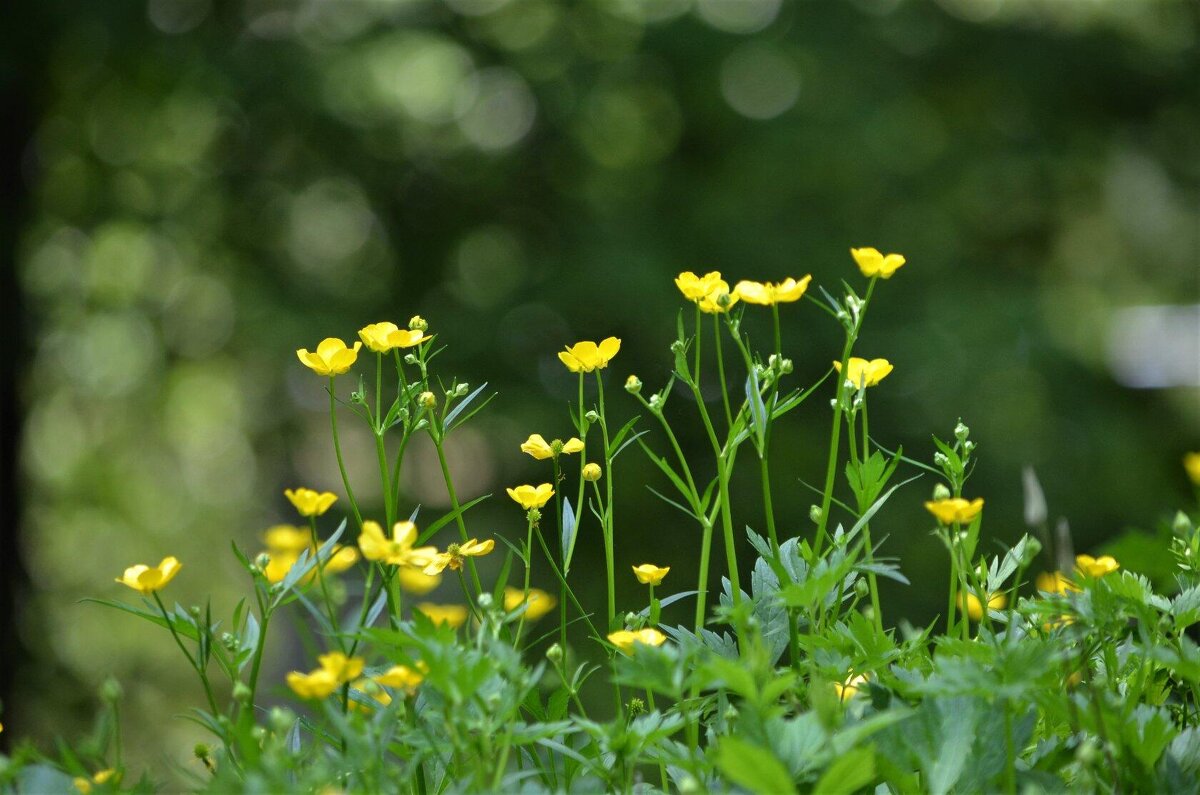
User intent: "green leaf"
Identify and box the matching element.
[714,736,798,795]
[814,747,875,795]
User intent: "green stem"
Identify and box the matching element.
[553,458,567,654]
[153,593,220,718]
[308,516,346,650]
[533,526,604,644]
[859,402,883,633]
[515,517,535,646]
[329,377,363,529]
[713,315,733,431]
[434,438,483,597]
[717,455,742,605]
[596,371,616,629]
[245,592,272,710]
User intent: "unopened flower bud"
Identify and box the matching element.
[546,643,563,664]
[221,632,239,651]
[628,697,646,716]
[624,612,639,629]
[648,394,663,412]
[478,592,494,610]
[233,682,253,703]
[100,677,123,704]
[582,463,602,482]
[404,353,418,364]
[189,605,202,618]
[409,315,428,331]
[584,410,599,424]
[625,375,642,395]
[717,291,733,309]
[723,705,739,723]
[670,340,685,354]
[418,391,436,409]
[809,505,823,524]
[854,578,870,599]
[452,383,470,397]
[933,452,949,467]
[254,552,271,572]
[1173,511,1193,535]
[954,421,970,442]
[932,483,951,501]
[779,358,793,374]
[963,440,976,453]
[251,725,268,742]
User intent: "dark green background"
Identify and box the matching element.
[7,0,1199,775]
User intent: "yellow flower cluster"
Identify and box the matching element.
[259,524,358,585]
[296,319,431,377]
[675,271,739,313]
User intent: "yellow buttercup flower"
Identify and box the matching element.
[521,434,585,460]
[850,247,906,279]
[734,276,812,306]
[507,483,555,510]
[397,567,442,595]
[415,603,469,628]
[261,545,359,585]
[423,539,495,575]
[504,587,558,621]
[558,337,621,373]
[1184,452,1200,485]
[264,524,314,553]
[286,668,339,699]
[698,282,739,314]
[833,357,893,388]
[924,497,984,525]
[834,673,868,702]
[296,338,361,377]
[284,488,338,517]
[358,322,401,353]
[1075,554,1119,579]
[607,628,668,653]
[582,463,602,482]
[358,520,438,569]
[632,564,670,586]
[675,271,724,301]
[959,591,1007,621]
[287,652,364,699]
[73,769,118,794]
[1036,571,1077,594]
[373,663,426,694]
[116,557,182,594]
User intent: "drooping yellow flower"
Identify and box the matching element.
[116,557,182,594]
[390,328,429,348]
[358,322,401,353]
[415,603,469,628]
[582,463,602,482]
[507,483,555,510]
[607,628,668,653]
[924,497,984,525]
[397,567,442,595]
[834,673,869,702]
[358,520,438,569]
[558,337,621,373]
[1076,554,1120,579]
[1184,452,1200,485]
[833,357,893,388]
[504,587,558,621]
[734,276,812,306]
[1035,571,1077,594]
[521,434,585,460]
[959,591,1007,621]
[632,564,670,586]
[284,488,338,517]
[675,271,724,301]
[423,539,495,575]
[373,663,426,694]
[850,247,906,279]
[296,338,361,377]
[73,769,118,794]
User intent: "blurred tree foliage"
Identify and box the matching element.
[9,0,1199,773]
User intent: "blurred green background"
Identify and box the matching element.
[7,0,1199,777]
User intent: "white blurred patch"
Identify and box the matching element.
[1106,305,1200,388]
[456,68,537,152]
[719,43,800,120]
[697,0,781,34]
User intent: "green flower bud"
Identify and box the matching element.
[625,374,642,394]
[932,483,952,501]
[546,643,564,664]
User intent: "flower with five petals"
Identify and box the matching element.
[924,497,984,525]
[734,276,812,306]
[833,357,893,388]
[358,520,438,569]
[521,434,585,461]
[558,338,620,373]
[850,247,906,279]
[296,338,361,376]
[116,557,182,594]
[423,539,495,575]
[507,483,555,510]
[284,488,338,517]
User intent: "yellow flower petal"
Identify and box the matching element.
[607,628,668,653]
[1075,554,1120,579]
[397,567,442,595]
[504,587,558,621]
[1184,452,1200,485]
[284,488,338,517]
[415,603,469,628]
[358,322,400,353]
[833,357,893,387]
[924,497,984,525]
[521,434,554,460]
[507,483,555,509]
